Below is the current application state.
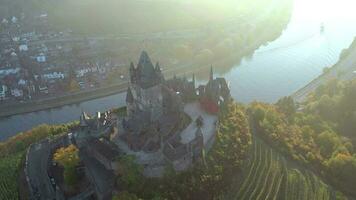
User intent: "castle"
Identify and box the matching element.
[76,51,230,177]
[23,51,231,200]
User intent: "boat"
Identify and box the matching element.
[320,23,325,33]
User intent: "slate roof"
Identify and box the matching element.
[126,87,134,103]
[163,141,189,161]
[88,138,119,161]
[80,112,91,127]
[136,51,162,89]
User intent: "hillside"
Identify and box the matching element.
[230,135,338,200]
[1,0,291,34]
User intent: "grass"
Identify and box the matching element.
[0,151,25,200]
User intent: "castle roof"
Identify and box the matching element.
[195,127,203,138]
[155,62,161,72]
[88,138,119,161]
[135,51,162,89]
[80,111,91,127]
[126,87,134,103]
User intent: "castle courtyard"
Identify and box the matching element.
[180,102,218,145]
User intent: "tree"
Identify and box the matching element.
[53,144,80,186]
[327,153,356,186]
[112,191,140,200]
[68,79,80,92]
[276,96,296,117]
[116,155,143,189]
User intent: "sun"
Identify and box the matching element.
[293,0,356,23]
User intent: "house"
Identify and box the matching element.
[42,72,65,80]
[0,85,7,100]
[0,68,21,78]
[38,84,49,94]
[19,44,28,52]
[36,54,46,63]
[11,88,23,98]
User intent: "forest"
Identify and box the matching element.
[249,79,356,197]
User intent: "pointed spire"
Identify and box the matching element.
[80,111,90,127]
[126,87,134,103]
[210,65,214,81]
[195,127,203,138]
[138,51,154,70]
[155,62,161,72]
[130,62,135,70]
[192,73,195,86]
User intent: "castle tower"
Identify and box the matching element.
[126,87,134,117]
[209,65,214,81]
[129,62,136,83]
[126,51,165,122]
[155,62,164,81]
[192,73,195,87]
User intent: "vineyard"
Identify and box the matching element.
[232,138,336,200]
[0,152,24,200]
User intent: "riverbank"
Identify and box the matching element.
[292,37,356,102]
[0,23,289,119]
[0,83,128,118]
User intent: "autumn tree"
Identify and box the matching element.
[53,144,80,186]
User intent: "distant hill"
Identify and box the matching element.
[0,0,283,34]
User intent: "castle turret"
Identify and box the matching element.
[126,87,134,103]
[129,62,136,83]
[126,87,134,117]
[135,51,161,89]
[209,65,214,81]
[155,62,161,72]
[80,111,90,127]
[192,73,195,87]
[155,62,164,81]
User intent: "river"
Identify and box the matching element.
[1,0,356,141]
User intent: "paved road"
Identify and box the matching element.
[27,140,56,200]
[293,45,356,102]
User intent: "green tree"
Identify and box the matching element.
[116,155,143,189]
[276,96,296,117]
[53,144,80,186]
[112,191,140,200]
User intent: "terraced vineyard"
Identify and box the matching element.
[0,152,24,200]
[233,138,335,200]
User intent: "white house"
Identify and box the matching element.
[19,44,28,52]
[43,72,65,80]
[11,88,23,98]
[36,54,46,63]
[18,79,26,86]
[2,18,8,24]
[0,68,20,77]
[11,16,18,23]
[0,85,7,100]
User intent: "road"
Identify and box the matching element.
[292,44,356,102]
[26,140,56,200]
